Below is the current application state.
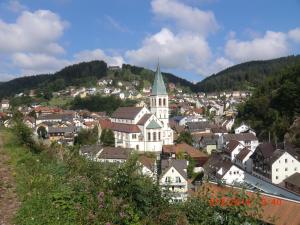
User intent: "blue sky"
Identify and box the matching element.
[0,0,300,82]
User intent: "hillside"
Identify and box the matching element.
[236,62,300,144]
[195,55,300,92]
[0,61,194,99]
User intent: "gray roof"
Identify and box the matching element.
[186,121,210,132]
[37,113,73,121]
[146,120,162,129]
[80,144,102,157]
[223,133,258,142]
[48,126,76,133]
[284,172,300,187]
[151,63,167,96]
[161,159,187,179]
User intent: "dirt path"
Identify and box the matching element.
[0,134,20,225]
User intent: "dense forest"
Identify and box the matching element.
[0,61,194,99]
[196,55,300,92]
[236,62,300,146]
[70,95,137,115]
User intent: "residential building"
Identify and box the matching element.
[159,159,188,202]
[251,143,300,184]
[218,133,259,152]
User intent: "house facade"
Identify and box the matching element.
[159,159,188,202]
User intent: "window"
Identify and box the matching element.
[285,159,288,163]
[159,98,161,106]
[148,132,151,141]
[163,98,166,106]
[295,167,297,171]
[136,145,139,150]
[176,177,181,183]
[165,176,171,183]
[285,168,288,171]
[158,132,161,140]
[132,134,136,139]
[276,176,278,179]
[153,132,156,141]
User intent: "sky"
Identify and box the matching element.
[0,0,300,82]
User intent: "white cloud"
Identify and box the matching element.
[225,31,289,62]
[74,49,124,66]
[6,0,27,13]
[12,53,70,75]
[151,0,218,36]
[288,28,300,43]
[126,28,212,74]
[0,10,67,54]
[104,15,131,33]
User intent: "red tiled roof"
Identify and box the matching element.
[199,183,300,225]
[163,143,208,158]
[99,119,112,129]
[111,122,141,133]
[111,107,143,119]
[139,155,156,170]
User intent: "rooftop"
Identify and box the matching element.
[111,107,143,120]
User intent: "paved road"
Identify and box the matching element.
[0,133,20,225]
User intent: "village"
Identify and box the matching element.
[0,65,300,223]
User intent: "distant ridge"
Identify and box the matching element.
[195,55,300,92]
[0,61,195,98]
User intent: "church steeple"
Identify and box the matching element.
[151,63,167,96]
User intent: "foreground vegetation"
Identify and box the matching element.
[2,120,267,224]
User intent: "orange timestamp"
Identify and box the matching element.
[209,196,282,207]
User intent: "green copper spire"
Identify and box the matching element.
[151,62,167,95]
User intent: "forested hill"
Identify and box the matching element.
[0,61,195,98]
[195,55,300,92]
[236,62,300,146]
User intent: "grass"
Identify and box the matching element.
[48,96,73,108]
[1,129,112,225]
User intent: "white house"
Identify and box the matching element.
[159,159,188,202]
[138,155,157,180]
[219,133,259,152]
[235,122,256,136]
[223,140,245,161]
[251,143,300,185]
[271,151,300,184]
[1,99,10,110]
[204,154,245,185]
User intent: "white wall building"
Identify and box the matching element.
[159,159,188,202]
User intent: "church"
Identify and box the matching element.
[109,64,173,152]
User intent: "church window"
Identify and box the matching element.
[153,132,156,141]
[148,132,151,141]
[163,98,166,106]
[159,98,162,106]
